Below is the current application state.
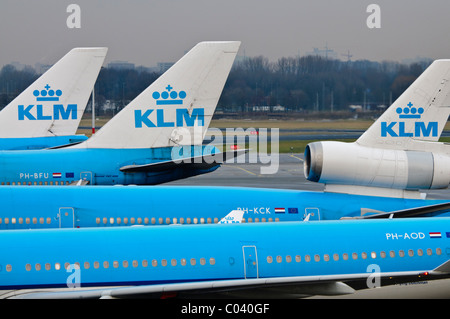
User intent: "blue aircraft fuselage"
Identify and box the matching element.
[0,135,87,150]
[0,145,219,186]
[0,185,448,230]
[0,218,449,292]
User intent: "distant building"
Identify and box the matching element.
[305,47,338,60]
[157,62,174,73]
[252,105,285,112]
[108,61,135,70]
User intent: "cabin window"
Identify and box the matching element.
[130,218,135,225]
[399,250,405,258]
[96,218,100,225]
[371,252,377,259]
[6,264,12,272]
[417,249,423,256]
[181,258,187,266]
[55,263,61,270]
[190,258,196,266]
[171,259,177,266]
[117,218,121,225]
[380,251,386,258]
[333,254,339,261]
[305,255,311,262]
[295,255,301,262]
[94,262,100,269]
[179,218,185,224]
[408,250,414,257]
[84,262,90,270]
[314,255,320,262]
[436,248,442,255]
[103,261,109,269]
[286,255,292,263]
[123,218,128,225]
[18,218,23,224]
[323,254,330,262]
[427,248,433,256]
[200,258,206,265]
[102,217,107,225]
[11,218,16,224]
[267,256,273,264]
[161,259,168,267]
[389,250,395,258]
[110,218,114,225]
[343,253,349,261]
[4,218,9,225]
[25,264,31,271]
[144,218,149,224]
[207,218,212,224]
[209,258,216,266]
[361,252,367,259]
[152,260,158,267]
[46,217,51,225]
[193,218,198,224]
[113,261,119,268]
[165,218,170,225]
[214,218,219,224]
[123,261,129,268]
[142,260,148,267]
[35,263,41,271]
[45,263,51,271]
[132,260,138,268]
[159,217,163,225]
[352,253,358,260]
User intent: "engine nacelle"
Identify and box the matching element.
[304,141,450,190]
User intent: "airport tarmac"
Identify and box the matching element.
[167,153,450,299]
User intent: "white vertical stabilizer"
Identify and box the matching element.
[78,41,240,149]
[357,59,450,149]
[0,47,107,138]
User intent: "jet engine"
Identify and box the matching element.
[304,141,450,190]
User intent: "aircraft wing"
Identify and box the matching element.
[357,202,450,219]
[119,149,248,173]
[10,261,450,299]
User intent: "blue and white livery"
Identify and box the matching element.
[0,48,107,149]
[2,217,450,298]
[0,42,240,185]
[304,60,450,199]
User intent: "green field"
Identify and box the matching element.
[77,116,450,153]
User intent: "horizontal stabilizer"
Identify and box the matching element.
[358,202,450,219]
[120,149,247,173]
[432,260,450,274]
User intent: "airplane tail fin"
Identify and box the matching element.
[81,41,240,149]
[219,210,245,224]
[0,48,107,138]
[357,59,450,149]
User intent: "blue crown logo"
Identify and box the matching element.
[396,102,424,119]
[152,85,186,105]
[33,84,62,102]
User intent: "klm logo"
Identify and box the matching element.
[18,85,77,121]
[381,102,438,138]
[135,85,204,128]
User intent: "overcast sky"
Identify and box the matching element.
[1,0,450,67]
